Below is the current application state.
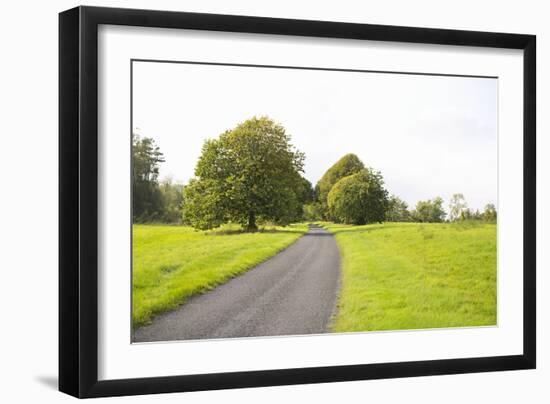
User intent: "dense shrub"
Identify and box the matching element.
[327,169,388,225]
[316,154,365,218]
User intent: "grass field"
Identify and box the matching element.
[323,221,497,332]
[132,223,308,328]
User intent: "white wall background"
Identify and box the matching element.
[0,0,546,402]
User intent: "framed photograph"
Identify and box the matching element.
[59,6,536,398]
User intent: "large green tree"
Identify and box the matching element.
[182,117,305,231]
[315,153,365,218]
[132,135,165,222]
[327,168,388,225]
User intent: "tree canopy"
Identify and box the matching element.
[327,168,388,225]
[182,116,306,231]
[315,153,365,217]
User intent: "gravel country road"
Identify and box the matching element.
[133,225,341,342]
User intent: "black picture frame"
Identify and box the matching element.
[59,5,536,398]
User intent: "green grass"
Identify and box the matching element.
[132,223,308,328]
[323,221,497,332]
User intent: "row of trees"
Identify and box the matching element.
[133,117,496,230]
[384,193,497,223]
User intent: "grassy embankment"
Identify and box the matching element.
[132,223,308,328]
[323,221,497,332]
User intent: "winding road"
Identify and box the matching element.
[133,225,341,342]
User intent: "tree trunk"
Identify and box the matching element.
[247,211,258,232]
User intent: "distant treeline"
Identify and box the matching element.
[382,194,495,223]
[132,117,496,229]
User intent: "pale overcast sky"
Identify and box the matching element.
[133,61,497,211]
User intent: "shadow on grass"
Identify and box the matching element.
[206,227,307,236]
